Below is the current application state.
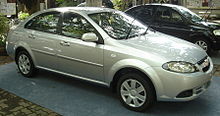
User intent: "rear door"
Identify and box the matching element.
[24,11,61,69]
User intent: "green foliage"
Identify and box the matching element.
[55,0,77,7]
[0,14,9,46]
[18,12,30,20]
[113,0,123,10]
[112,0,132,11]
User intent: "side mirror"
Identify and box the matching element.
[81,32,98,42]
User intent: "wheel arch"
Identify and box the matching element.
[189,31,213,44]
[107,59,163,99]
[15,43,36,66]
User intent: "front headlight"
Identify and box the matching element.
[213,29,220,36]
[162,61,198,73]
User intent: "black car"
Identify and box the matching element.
[125,4,220,54]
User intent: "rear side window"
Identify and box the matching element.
[140,6,154,22]
[155,6,171,22]
[126,6,154,23]
[25,12,60,34]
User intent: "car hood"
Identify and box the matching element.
[194,21,220,30]
[118,32,207,64]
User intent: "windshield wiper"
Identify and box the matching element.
[125,19,136,39]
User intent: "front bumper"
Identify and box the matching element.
[153,57,213,101]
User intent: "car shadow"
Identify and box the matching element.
[33,69,215,115]
[35,69,117,99]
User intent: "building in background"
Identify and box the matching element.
[0,0,16,16]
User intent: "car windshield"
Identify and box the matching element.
[89,11,147,40]
[176,6,203,22]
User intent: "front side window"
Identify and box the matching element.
[89,11,147,40]
[175,6,202,22]
[171,10,184,23]
[61,13,96,39]
[25,12,60,34]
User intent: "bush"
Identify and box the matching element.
[0,14,9,47]
[18,11,30,20]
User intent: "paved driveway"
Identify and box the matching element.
[0,63,220,116]
[212,51,220,65]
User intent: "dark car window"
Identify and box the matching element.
[126,6,154,23]
[89,11,147,40]
[25,12,60,34]
[61,12,96,39]
[171,10,184,23]
[155,7,171,22]
[155,7,184,24]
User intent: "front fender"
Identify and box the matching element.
[105,59,164,98]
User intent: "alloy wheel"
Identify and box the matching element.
[120,79,146,107]
[195,40,208,51]
[18,54,31,75]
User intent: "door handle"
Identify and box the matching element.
[28,34,35,39]
[60,41,70,46]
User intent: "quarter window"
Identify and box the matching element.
[62,13,96,39]
[25,12,60,34]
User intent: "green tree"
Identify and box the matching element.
[18,0,41,14]
[0,14,9,47]
[113,0,132,11]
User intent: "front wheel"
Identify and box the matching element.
[16,51,36,77]
[117,72,155,112]
[194,38,211,54]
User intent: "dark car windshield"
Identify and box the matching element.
[89,11,147,40]
[176,6,203,22]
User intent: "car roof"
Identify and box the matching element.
[45,7,116,15]
[147,3,182,8]
[125,3,184,12]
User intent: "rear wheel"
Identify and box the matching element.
[117,72,155,112]
[16,51,36,77]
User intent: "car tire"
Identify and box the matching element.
[193,38,211,54]
[16,51,36,77]
[117,72,155,112]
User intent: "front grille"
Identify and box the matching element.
[197,56,207,65]
[197,56,210,72]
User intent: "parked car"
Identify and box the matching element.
[125,4,220,54]
[6,7,213,112]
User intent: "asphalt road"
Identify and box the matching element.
[0,63,220,116]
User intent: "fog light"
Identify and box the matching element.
[176,90,193,98]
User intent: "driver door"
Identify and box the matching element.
[56,12,104,81]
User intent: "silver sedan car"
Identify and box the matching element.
[6,7,213,111]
